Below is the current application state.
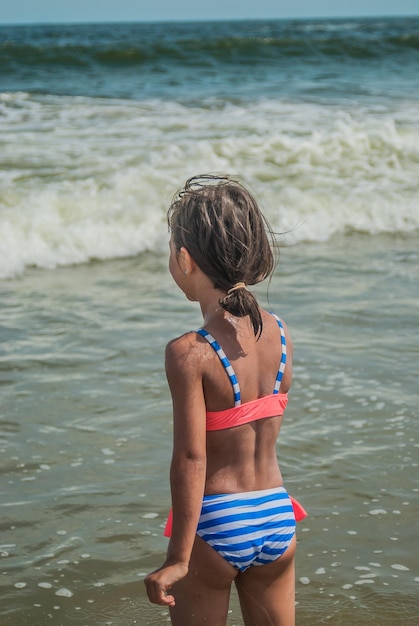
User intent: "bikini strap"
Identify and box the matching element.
[270,313,287,393]
[196,329,241,406]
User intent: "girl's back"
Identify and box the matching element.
[191,309,292,494]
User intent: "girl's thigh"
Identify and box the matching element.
[169,535,237,626]
[234,534,296,626]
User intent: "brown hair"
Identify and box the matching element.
[168,175,276,337]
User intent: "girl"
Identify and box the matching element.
[145,175,304,625]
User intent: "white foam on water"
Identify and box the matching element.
[355,579,375,584]
[1,93,419,278]
[55,587,74,597]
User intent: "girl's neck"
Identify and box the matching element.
[199,293,226,325]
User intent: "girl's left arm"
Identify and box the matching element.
[144,334,207,606]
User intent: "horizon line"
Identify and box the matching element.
[1,13,418,27]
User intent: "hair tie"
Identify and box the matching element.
[227,282,247,295]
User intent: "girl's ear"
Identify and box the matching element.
[178,247,195,275]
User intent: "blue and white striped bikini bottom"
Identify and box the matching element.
[196,486,296,572]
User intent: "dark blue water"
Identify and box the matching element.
[1,17,419,101]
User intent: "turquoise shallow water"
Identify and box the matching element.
[1,235,418,625]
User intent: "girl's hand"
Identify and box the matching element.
[144,562,188,606]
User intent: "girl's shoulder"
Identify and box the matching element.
[166,329,201,350]
[165,331,206,372]
[264,308,292,337]
[258,310,293,363]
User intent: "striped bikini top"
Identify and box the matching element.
[197,313,288,431]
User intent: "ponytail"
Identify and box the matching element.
[220,286,263,338]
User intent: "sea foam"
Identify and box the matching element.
[1,93,418,278]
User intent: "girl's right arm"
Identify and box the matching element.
[144,334,207,606]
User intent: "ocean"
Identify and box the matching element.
[1,17,418,625]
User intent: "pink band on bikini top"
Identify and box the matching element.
[206,392,288,431]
